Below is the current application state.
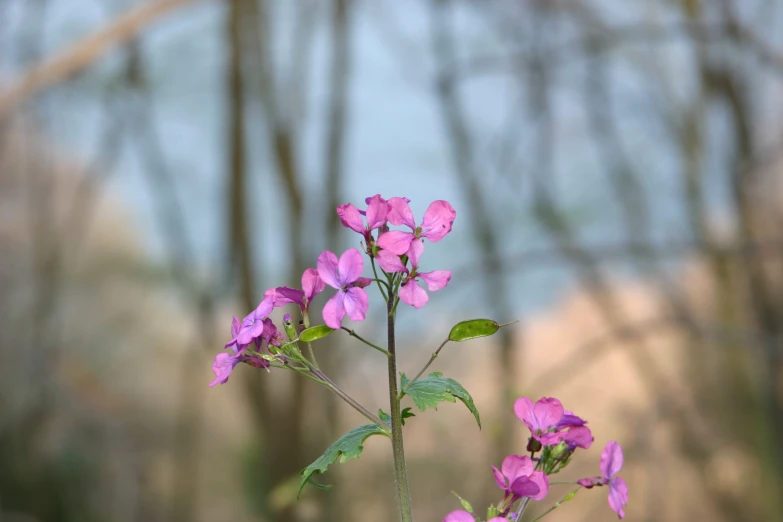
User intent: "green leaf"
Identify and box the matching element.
[451,491,474,513]
[400,407,416,426]
[378,409,391,424]
[400,372,481,428]
[298,424,389,498]
[448,319,500,342]
[299,325,335,343]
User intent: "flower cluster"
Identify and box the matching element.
[209,194,456,385]
[444,397,628,521]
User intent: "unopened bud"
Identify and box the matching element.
[527,437,542,453]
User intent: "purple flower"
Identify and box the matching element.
[514,396,564,444]
[377,198,456,255]
[561,425,594,450]
[578,442,629,519]
[265,268,325,314]
[337,194,388,244]
[601,442,629,519]
[492,455,549,503]
[224,296,275,351]
[210,317,271,387]
[376,239,451,308]
[302,267,325,307]
[317,248,372,329]
[557,410,587,429]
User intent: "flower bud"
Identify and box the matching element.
[527,437,542,453]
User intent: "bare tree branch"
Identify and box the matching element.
[0,0,205,118]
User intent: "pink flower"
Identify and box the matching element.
[601,442,629,519]
[376,239,451,308]
[224,296,275,350]
[514,397,564,444]
[265,268,325,313]
[210,317,272,387]
[442,511,475,522]
[377,198,456,255]
[492,455,549,503]
[442,512,507,522]
[336,194,389,244]
[578,441,629,519]
[561,425,594,450]
[317,248,372,329]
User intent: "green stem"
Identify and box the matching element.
[400,337,450,396]
[312,369,388,429]
[370,257,389,301]
[387,296,413,522]
[341,326,391,356]
[306,342,320,370]
[527,488,581,522]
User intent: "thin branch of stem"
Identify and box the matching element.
[370,257,390,301]
[400,337,450,396]
[527,488,581,522]
[312,370,387,429]
[340,326,391,356]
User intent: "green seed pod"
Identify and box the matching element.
[448,319,500,342]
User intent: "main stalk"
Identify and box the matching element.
[387,296,413,522]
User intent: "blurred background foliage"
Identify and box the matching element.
[1,0,783,521]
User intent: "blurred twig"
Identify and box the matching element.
[0,0,204,118]
[430,0,517,464]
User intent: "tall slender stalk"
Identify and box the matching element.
[387,296,413,521]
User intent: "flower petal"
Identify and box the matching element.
[336,203,365,233]
[514,397,536,432]
[322,292,346,329]
[317,250,341,289]
[209,352,239,387]
[491,465,507,490]
[387,197,415,229]
[608,477,628,519]
[420,200,456,242]
[418,270,451,292]
[399,279,429,308]
[501,454,535,483]
[407,238,424,268]
[271,286,305,307]
[377,250,407,273]
[302,268,325,303]
[353,277,372,288]
[230,316,241,339]
[528,470,550,501]
[443,511,475,522]
[558,411,587,429]
[365,194,388,230]
[563,426,594,449]
[600,441,624,479]
[509,476,540,499]
[533,397,564,431]
[377,230,415,256]
[255,294,275,319]
[343,287,369,322]
[338,248,364,285]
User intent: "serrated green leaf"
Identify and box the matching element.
[378,409,391,424]
[400,372,481,428]
[298,424,389,498]
[449,319,500,342]
[299,325,335,343]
